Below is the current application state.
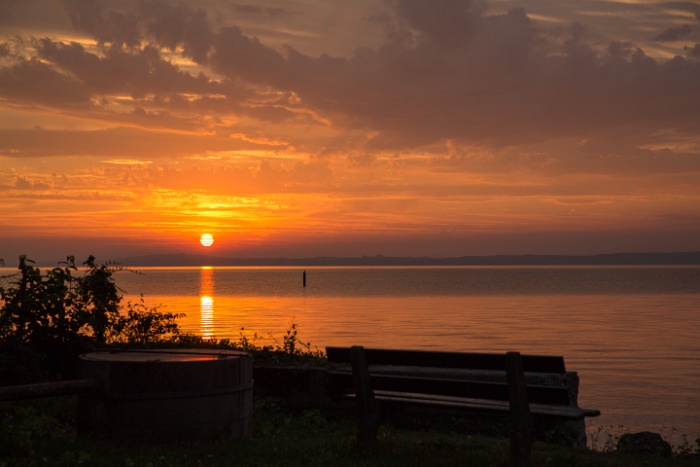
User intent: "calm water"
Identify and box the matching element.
[4,265,699,445]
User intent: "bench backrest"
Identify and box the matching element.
[326,347,566,372]
[326,346,572,405]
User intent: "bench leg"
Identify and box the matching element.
[350,345,380,450]
[506,351,535,467]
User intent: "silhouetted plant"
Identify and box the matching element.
[280,322,318,356]
[236,327,265,352]
[75,255,121,344]
[0,255,185,380]
[0,256,81,347]
[114,297,183,345]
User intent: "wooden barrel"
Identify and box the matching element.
[78,349,253,440]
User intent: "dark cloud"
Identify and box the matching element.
[138,0,214,62]
[0,58,91,106]
[209,25,287,83]
[393,0,487,49]
[266,6,700,148]
[231,4,291,18]
[653,24,695,42]
[62,0,142,47]
[37,38,216,98]
[4,0,700,153]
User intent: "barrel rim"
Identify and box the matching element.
[79,348,250,362]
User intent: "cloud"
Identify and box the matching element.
[62,0,142,47]
[662,2,700,21]
[13,175,50,190]
[0,0,691,157]
[138,0,214,62]
[0,58,92,106]
[392,0,488,49]
[36,38,217,98]
[208,25,288,83]
[231,4,291,18]
[0,127,281,158]
[654,24,695,42]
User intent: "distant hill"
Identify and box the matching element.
[112,251,700,267]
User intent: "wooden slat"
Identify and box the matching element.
[528,403,599,419]
[348,392,594,420]
[328,371,570,405]
[370,374,509,400]
[372,390,509,412]
[327,347,566,373]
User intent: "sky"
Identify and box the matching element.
[1,0,700,264]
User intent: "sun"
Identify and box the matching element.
[200,233,214,247]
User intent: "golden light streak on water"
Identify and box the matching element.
[200,267,214,339]
[200,295,214,339]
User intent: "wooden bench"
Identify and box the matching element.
[326,346,600,466]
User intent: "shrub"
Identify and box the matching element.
[0,255,184,381]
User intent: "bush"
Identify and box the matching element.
[0,255,183,381]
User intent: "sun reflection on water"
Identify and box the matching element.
[199,267,214,339]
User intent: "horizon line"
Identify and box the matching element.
[3,251,700,268]
[84,251,700,267]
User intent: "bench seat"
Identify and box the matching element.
[360,390,598,419]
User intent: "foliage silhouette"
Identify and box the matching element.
[0,255,181,381]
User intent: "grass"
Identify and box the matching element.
[1,397,698,467]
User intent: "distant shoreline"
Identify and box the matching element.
[106,251,700,267]
[5,252,700,268]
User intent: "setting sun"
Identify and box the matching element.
[200,234,214,247]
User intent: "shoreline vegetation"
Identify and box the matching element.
[1,255,699,466]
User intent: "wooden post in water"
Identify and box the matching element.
[303,270,306,287]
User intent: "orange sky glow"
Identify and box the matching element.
[2,0,700,264]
